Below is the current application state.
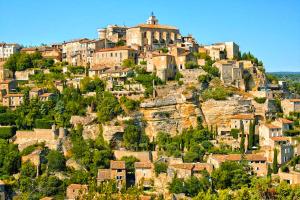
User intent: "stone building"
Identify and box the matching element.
[66,184,88,200]
[167,163,213,180]
[0,79,17,100]
[21,45,62,63]
[97,160,126,190]
[62,38,102,66]
[126,13,181,51]
[281,99,300,116]
[207,154,268,176]
[97,24,128,43]
[230,114,255,135]
[93,46,137,67]
[0,43,21,61]
[2,93,24,108]
[203,42,239,60]
[213,60,245,90]
[168,45,197,70]
[134,162,153,188]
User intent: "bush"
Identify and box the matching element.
[34,119,54,129]
[202,86,232,101]
[283,130,300,137]
[230,129,240,139]
[185,61,199,69]
[154,162,168,176]
[68,66,85,74]
[0,126,16,139]
[254,97,266,104]
[0,112,17,125]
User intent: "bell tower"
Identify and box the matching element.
[146,12,158,25]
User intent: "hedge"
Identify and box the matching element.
[34,119,54,129]
[283,130,300,137]
[0,126,17,139]
[254,97,266,104]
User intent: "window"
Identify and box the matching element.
[117,169,122,172]
[111,53,113,57]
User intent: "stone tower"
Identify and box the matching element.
[147,12,158,25]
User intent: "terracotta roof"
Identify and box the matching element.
[0,80,14,84]
[97,169,111,181]
[30,87,43,92]
[264,124,281,129]
[271,137,289,142]
[193,163,212,171]
[211,154,266,162]
[134,162,152,169]
[134,24,178,30]
[231,114,254,120]
[171,163,194,170]
[277,118,293,124]
[90,65,110,71]
[104,66,131,73]
[39,93,54,97]
[95,46,135,52]
[40,197,54,200]
[3,93,24,97]
[110,160,125,169]
[67,184,88,190]
[139,195,152,200]
[289,99,300,102]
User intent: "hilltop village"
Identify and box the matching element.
[0,14,300,200]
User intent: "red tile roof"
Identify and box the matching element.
[278,118,293,124]
[67,184,88,190]
[134,162,152,169]
[171,163,194,170]
[289,99,300,102]
[3,93,24,97]
[110,160,125,169]
[271,137,289,142]
[264,124,281,129]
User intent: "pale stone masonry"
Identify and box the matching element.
[0,43,21,61]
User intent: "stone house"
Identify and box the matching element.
[15,68,38,81]
[213,60,245,90]
[259,123,282,147]
[93,46,137,67]
[66,184,88,200]
[2,93,24,108]
[126,13,181,51]
[281,99,300,116]
[167,163,213,180]
[272,118,293,133]
[21,45,62,63]
[134,162,153,188]
[0,79,17,100]
[207,154,268,176]
[97,24,128,43]
[21,149,42,167]
[277,170,300,185]
[39,93,56,101]
[230,114,255,134]
[150,53,177,81]
[203,42,239,60]
[168,46,197,70]
[62,38,102,67]
[29,87,45,99]
[97,160,126,190]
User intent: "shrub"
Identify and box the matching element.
[283,130,300,137]
[68,66,85,74]
[202,86,232,101]
[154,162,168,176]
[254,97,266,104]
[230,129,240,139]
[34,119,54,129]
[185,61,199,69]
[0,126,16,139]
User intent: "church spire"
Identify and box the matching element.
[146,12,158,25]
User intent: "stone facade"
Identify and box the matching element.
[2,93,24,108]
[126,14,181,51]
[203,42,239,60]
[93,46,137,67]
[281,99,300,116]
[0,43,21,60]
[66,184,88,200]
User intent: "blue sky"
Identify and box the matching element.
[0,0,299,72]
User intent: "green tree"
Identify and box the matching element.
[122,59,135,67]
[168,177,185,194]
[248,121,255,149]
[240,127,245,153]
[273,148,279,174]
[97,92,122,123]
[46,150,66,172]
[154,162,168,176]
[185,61,199,69]
[121,156,139,174]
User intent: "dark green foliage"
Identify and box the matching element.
[211,161,252,190]
[20,143,44,156]
[248,121,255,149]
[283,130,300,136]
[121,156,140,174]
[134,72,163,97]
[254,97,267,104]
[123,122,149,151]
[0,139,20,177]
[154,162,168,175]
[156,132,171,151]
[20,161,36,178]
[80,76,105,93]
[240,128,245,153]
[4,52,54,72]
[273,148,278,174]
[230,129,240,139]
[97,91,122,123]
[175,72,183,81]
[0,112,17,125]
[69,170,90,184]
[34,118,54,129]
[0,126,16,139]
[168,177,185,194]
[116,40,126,46]
[46,150,66,172]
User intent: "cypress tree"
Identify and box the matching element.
[273,148,279,174]
[240,127,245,153]
[248,121,254,149]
